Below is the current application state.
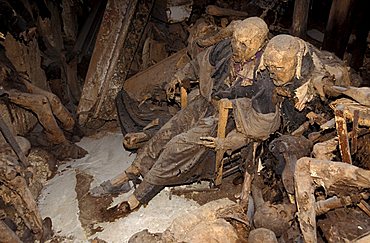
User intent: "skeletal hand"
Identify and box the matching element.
[199,136,225,150]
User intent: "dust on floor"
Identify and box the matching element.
[37,131,201,242]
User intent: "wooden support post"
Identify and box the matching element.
[335,105,352,164]
[215,99,233,186]
[322,0,355,58]
[291,0,311,38]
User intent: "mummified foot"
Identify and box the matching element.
[103,201,131,222]
[90,180,132,197]
[51,142,88,160]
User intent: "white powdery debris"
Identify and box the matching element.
[38,131,200,242]
[91,190,199,243]
[38,166,86,242]
[72,132,135,189]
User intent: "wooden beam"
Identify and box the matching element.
[322,0,355,58]
[291,0,311,38]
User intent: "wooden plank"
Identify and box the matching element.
[123,48,189,102]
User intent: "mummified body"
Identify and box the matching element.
[93,17,282,212]
[0,43,86,160]
[0,138,53,242]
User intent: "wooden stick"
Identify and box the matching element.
[351,109,359,154]
[335,105,352,164]
[180,86,187,109]
[358,200,370,218]
[215,99,232,186]
[0,221,22,243]
[0,115,29,167]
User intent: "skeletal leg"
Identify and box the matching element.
[7,90,67,144]
[294,158,316,243]
[110,165,141,186]
[123,132,150,150]
[90,165,140,196]
[22,80,75,131]
[93,96,213,195]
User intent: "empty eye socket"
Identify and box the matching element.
[240,42,248,48]
[234,41,247,49]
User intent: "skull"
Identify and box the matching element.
[231,17,268,63]
[263,35,300,86]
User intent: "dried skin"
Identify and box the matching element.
[231,17,268,62]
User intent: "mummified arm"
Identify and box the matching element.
[200,129,250,154]
[222,129,250,153]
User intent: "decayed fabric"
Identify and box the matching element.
[233,98,280,141]
[132,95,216,180]
[115,89,176,136]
